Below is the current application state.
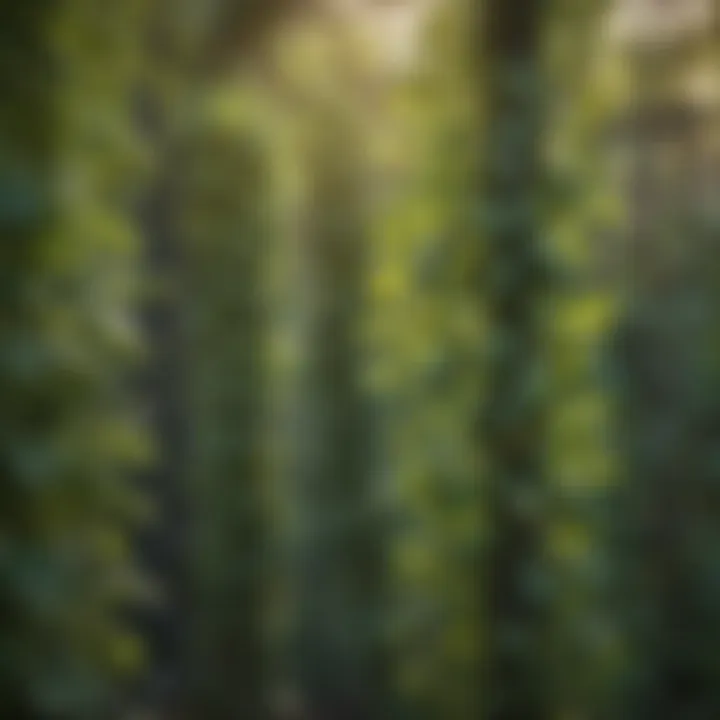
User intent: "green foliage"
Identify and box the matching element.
[280,95,386,720]
[607,26,720,717]
[367,5,481,713]
[3,2,720,719]
[0,1,151,716]
[179,89,272,719]
[476,3,551,719]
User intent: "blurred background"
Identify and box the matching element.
[1,0,720,718]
